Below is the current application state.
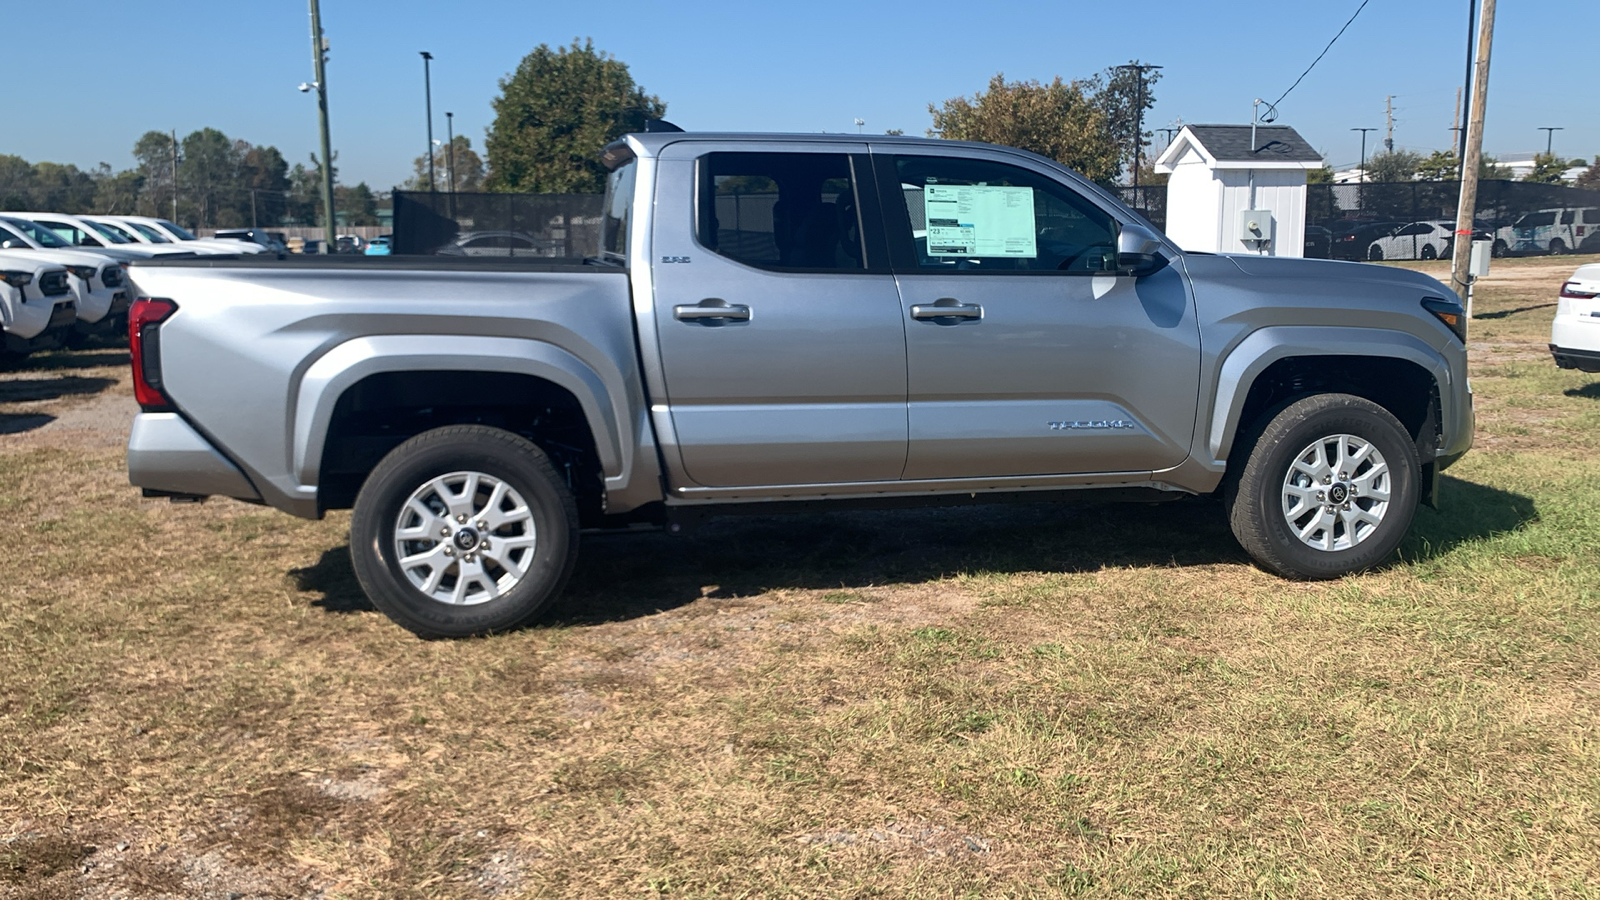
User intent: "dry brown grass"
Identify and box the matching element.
[2,256,1599,898]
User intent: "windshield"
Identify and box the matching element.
[2,217,69,248]
[0,224,30,248]
[86,221,133,244]
[126,221,171,242]
[155,219,198,241]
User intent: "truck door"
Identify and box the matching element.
[878,149,1201,480]
[648,144,908,488]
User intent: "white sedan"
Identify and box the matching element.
[1551,263,1600,373]
[1365,220,1453,261]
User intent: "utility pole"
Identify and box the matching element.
[1537,126,1562,157]
[1384,95,1396,151]
[445,112,457,216]
[1115,63,1162,191]
[170,130,179,223]
[308,0,336,252]
[1158,127,1179,148]
[1458,0,1477,179]
[1451,0,1495,312]
[1451,87,1462,149]
[420,52,435,191]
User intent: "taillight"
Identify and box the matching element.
[1560,281,1598,299]
[129,298,178,410]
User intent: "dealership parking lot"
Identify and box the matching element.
[3,255,1599,897]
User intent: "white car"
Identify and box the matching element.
[123,215,268,254]
[0,214,149,264]
[1366,220,1453,261]
[0,212,197,259]
[0,219,128,337]
[1551,263,1600,374]
[85,215,265,256]
[0,250,78,355]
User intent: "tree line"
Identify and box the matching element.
[1,128,383,229]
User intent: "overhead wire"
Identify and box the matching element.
[1264,0,1374,116]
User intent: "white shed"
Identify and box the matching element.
[1153,124,1323,257]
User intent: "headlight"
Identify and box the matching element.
[1,270,33,288]
[101,265,124,288]
[67,265,98,282]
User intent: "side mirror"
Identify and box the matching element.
[1116,223,1164,277]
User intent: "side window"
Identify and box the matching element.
[892,156,1117,273]
[696,152,864,270]
[1560,210,1576,225]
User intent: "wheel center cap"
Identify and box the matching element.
[453,528,480,551]
[1328,483,1350,504]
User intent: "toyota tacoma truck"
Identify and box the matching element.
[124,131,1474,637]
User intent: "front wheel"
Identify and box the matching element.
[1226,394,1419,579]
[350,425,579,638]
[1549,239,1567,255]
[1367,244,1384,261]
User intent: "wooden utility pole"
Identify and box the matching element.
[309,0,337,252]
[1451,0,1495,307]
[1384,95,1396,151]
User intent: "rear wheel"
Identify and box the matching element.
[1492,239,1508,258]
[350,425,579,638]
[1226,394,1419,579]
[1420,244,1437,260]
[1367,245,1384,261]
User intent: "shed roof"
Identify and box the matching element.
[1154,124,1324,172]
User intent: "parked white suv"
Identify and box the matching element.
[1551,264,1600,373]
[0,251,78,356]
[86,215,266,256]
[1496,207,1600,257]
[0,219,127,339]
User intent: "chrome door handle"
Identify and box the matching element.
[674,299,751,323]
[910,299,983,322]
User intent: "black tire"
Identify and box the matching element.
[1492,239,1508,258]
[1548,239,1566,255]
[1420,244,1437,260]
[350,425,579,638]
[1225,394,1419,580]
[1367,244,1384,261]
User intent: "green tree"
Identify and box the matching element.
[0,154,34,209]
[929,73,1118,184]
[335,182,380,226]
[1416,150,1460,181]
[1364,148,1423,182]
[405,135,486,192]
[1307,165,1336,184]
[1092,61,1162,180]
[29,162,97,213]
[132,130,181,219]
[1522,152,1569,184]
[178,128,244,228]
[1575,159,1600,191]
[486,39,666,193]
[92,165,144,215]
[240,145,291,225]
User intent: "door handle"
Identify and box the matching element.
[674,299,751,324]
[910,299,983,323]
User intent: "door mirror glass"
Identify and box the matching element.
[1116,223,1163,276]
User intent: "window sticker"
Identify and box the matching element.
[923,183,1037,257]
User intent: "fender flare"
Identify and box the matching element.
[292,334,625,489]
[1207,326,1453,464]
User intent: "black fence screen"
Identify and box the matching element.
[393,191,605,258]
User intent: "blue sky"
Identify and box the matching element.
[7,0,1595,189]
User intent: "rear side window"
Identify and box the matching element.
[1561,210,1576,225]
[696,152,865,270]
[891,156,1117,273]
[600,160,636,264]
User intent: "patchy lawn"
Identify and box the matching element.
[2,256,1598,898]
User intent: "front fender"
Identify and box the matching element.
[1206,326,1458,465]
[293,334,628,492]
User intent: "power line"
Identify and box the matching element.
[1267,0,1373,111]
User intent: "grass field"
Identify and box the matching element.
[2,254,1598,898]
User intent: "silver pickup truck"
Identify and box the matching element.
[125,132,1474,637]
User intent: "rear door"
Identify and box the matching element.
[648,142,908,488]
[878,148,1201,480]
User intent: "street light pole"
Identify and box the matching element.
[420,51,435,191]
[309,0,336,252]
[1537,126,1562,157]
[1351,127,1375,185]
[445,111,457,218]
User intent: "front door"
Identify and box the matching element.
[879,150,1202,480]
[650,145,908,488]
